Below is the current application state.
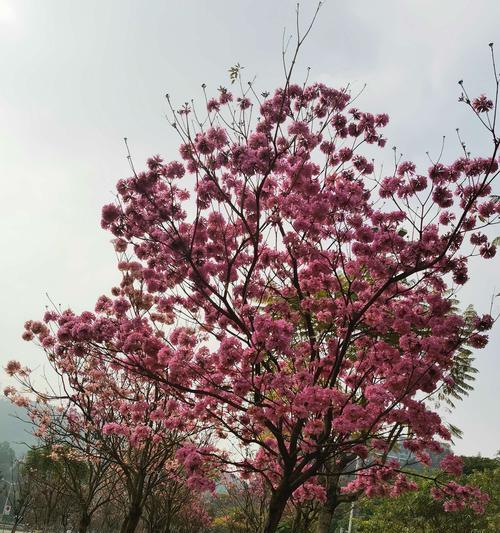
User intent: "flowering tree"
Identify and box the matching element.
[6,14,500,532]
[142,474,211,533]
[5,336,205,533]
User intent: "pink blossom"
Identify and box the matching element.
[5,360,21,376]
[440,454,463,476]
[101,204,121,224]
[472,94,494,113]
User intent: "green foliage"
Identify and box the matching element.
[228,63,244,84]
[22,445,90,487]
[434,304,478,411]
[462,455,500,476]
[354,461,500,533]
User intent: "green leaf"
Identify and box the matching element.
[228,63,244,84]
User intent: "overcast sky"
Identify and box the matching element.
[0,0,498,456]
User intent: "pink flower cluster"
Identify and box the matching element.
[432,482,490,513]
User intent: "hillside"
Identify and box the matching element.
[0,400,35,456]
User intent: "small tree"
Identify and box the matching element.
[6,337,207,533]
[20,447,73,533]
[142,472,211,533]
[24,442,115,533]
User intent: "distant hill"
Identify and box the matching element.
[0,399,35,456]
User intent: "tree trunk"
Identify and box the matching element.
[262,489,290,533]
[120,503,143,533]
[315,473,340,533]
[78,511,92,533]
[315,499,337,533]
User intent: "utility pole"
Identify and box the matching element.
[347,457,362,533]
[347,498,355,533]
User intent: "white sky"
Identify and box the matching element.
[0,0,498,456]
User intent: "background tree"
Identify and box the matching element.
[355,455,500,532]
[141,466,210,533]
[0,442,15,483]
[20,447,74,533]
[209,477,272,533]
[6,332,210,533]
[26,442,114,533]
